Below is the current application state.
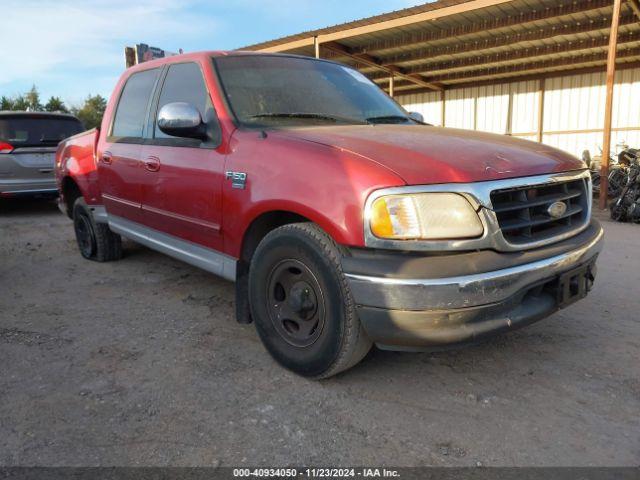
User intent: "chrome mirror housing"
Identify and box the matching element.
[408,111,424,123]
[157,102,207,140]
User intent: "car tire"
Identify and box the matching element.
[248,222,372,379]
[72,198,122,262]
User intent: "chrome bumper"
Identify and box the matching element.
[346,225,604,311]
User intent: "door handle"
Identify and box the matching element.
[101,151,113,164]
[144,156,161,172]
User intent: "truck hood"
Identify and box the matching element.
[275,125,585,185]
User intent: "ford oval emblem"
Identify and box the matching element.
[547,201,568,218]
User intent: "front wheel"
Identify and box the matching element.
[248,223,371,379]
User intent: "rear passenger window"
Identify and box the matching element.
[111,68,160,139]
[154,63,213,139]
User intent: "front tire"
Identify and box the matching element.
[73,198,122,262]
[248,223,371,379]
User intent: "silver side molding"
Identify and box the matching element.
[107,215,236,281]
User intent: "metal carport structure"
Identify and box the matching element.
[242,0,640,208]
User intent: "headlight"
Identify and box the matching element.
[369,192,484,240]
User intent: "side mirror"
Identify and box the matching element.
[157,102,207,140]
[408,111,424,123]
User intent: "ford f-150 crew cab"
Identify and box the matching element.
[55,51,604,378]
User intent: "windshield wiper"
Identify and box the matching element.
[365,115,412,124]
[39,136,62,143]
[248,113,366,124]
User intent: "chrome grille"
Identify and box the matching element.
[490,177,590,245]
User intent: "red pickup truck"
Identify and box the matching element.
[55,51,603,378]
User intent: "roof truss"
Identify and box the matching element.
[246,0,640,92]
[350,12,638,72]
[367,30,640,82]
[341,0,616,57]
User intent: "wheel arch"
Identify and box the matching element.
[60,176,84,219]
[234,208,335,325]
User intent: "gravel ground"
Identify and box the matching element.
[0,198,638,467]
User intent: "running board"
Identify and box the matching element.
[107,215,236,281]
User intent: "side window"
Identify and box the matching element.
[111,68,160,139]
[154,63,213,139]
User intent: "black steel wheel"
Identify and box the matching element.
[72,198,122,262]
[266,259,326,347]
[74,208,97,258]
[249,223,372,378]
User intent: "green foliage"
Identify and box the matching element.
[1,86,106,129]
[11,95,30,111]
[1,96,13,110]
[1,85,46,112]
[71,94,107,130]
[44,96,69,113]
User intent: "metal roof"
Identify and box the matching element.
[241,0,640,94]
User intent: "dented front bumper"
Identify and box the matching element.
[343,220,604,350]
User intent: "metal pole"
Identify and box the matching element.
[537,78,545,143]
[600,0,622,210]
[389,75,395,97]
[314,36,320,58]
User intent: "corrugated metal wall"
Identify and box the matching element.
[397,67,640,159]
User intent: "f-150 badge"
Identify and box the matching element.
[225,171,247,189]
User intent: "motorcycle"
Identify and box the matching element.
[587,147,637,199]
[610,151,640,223]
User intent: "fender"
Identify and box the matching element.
[55,128,102,206]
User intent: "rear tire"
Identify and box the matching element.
[72,198,122,262]
[248,223,372,379]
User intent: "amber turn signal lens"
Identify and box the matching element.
[368,192,484,240]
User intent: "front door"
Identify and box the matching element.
[139,61,225,252]
[98,67,161,224]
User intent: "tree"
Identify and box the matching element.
[73,94,107,130]
[44,96,69,113]
[11,95,30,111]
[0,96,13,111]
[24,85,42,111]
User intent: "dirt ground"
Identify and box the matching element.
[0,198,638,467]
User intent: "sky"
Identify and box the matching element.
[0,0,425,108]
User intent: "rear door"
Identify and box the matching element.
[98,68,161,223]
[139,61,225,251]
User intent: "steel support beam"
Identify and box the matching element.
[537,79,545,143]
[600,0,623,210]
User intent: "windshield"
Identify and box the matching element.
[214,55,411,127]
[0,116,84,148]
